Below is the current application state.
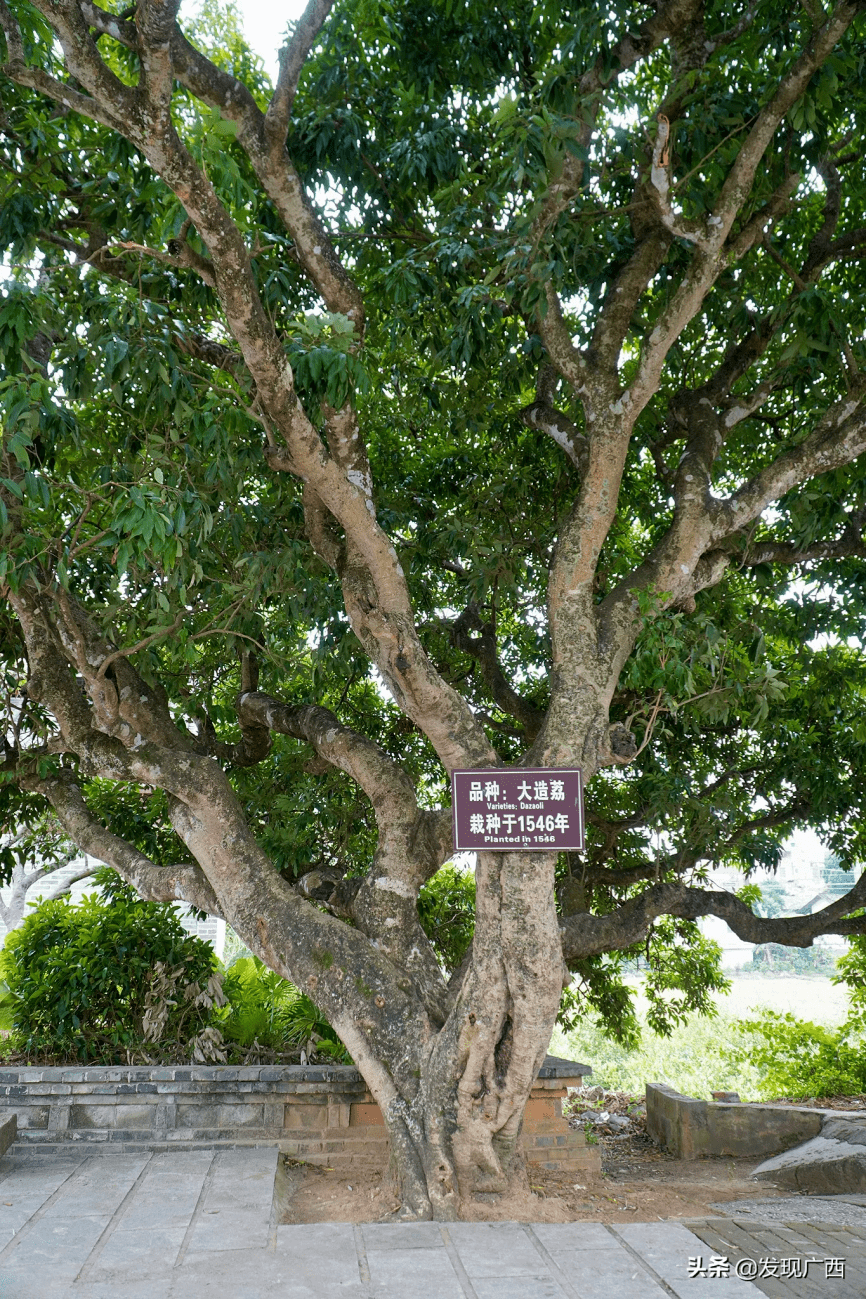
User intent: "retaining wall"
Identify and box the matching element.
[0,1055,599,1174]
[646,1081,866,1160]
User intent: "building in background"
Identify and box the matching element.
[700,829,859,970]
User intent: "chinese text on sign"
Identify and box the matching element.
[451,768,584,852]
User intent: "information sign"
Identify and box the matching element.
[451,768,584,852]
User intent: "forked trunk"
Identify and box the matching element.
[361,850,565,1220]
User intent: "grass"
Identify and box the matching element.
[550,974,849,1101]
[550,1010,764,1100]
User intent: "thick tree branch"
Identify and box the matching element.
[451,607,546,744]
[264,0,334,144]
[534,2,705,385]
[630,4,860,414]
[2,5,495,776]
[235,691,418,824]
[710,392,866,546]
[518,398,588,474]
[36,773,225,916]
[560,872,866,963]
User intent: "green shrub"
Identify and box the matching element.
[219,956,351,1063]
[725,1010,866,1100]
[1,878,223,1064]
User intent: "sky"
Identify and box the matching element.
[235,1,307,81]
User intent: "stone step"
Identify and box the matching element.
[0,1112,16,1157]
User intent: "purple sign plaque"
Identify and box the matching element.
[451,768,584,852]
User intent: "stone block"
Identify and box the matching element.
[70,1104,121,1129]
[48,1102,71,1131]
[261,1103,283,1130]
[523,1096,561,1128]
[754,1117,866,1193]
[350,1102,384,1127]
[217,1103,263,1128]
[283,1102,329,1131]
[13,1105,50,1130]
[176,1104,221,1128]
[0,1113,16,1157]
[328,1101,351,1129]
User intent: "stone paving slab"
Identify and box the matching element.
[614,1222,765,1298]
[8,1148,866,1298]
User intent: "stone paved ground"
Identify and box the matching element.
[0,1147,860,1298]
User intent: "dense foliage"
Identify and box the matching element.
[3,0,866,1213]
[219,955,350,1061]
[729,1008,866,1099]
[0,873,221,1062]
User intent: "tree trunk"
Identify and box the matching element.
[330,850,564,1221]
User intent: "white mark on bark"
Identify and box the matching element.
[724,406,748,427]
[324,728,338,743]
[373,876,414,899]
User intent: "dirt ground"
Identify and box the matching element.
[277,1125,792,1225]
[277,1142,788,1225]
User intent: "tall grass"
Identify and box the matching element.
[550,1010,764,1100]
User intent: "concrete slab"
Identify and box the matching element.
[0,1262,75,1299]
[168,1248,366,1299]
[364,1244,464,1299]
[0,1115,16,1160]
[68,1279,173,1299]
[530,1221,620,1252]
[470,1279,566,1299]
[447,1221,550,1277]
[613,1223,763,1298]
[543,1246,670,1299]
[6,1209,109,1274]
[184,1146,277,1253]
[361,1220,445,1250]
[89,1223,188,1276]
[271,1223,365,1290]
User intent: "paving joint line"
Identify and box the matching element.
[73,1152,154,1285]
[266,1151,280,1251]
[353,1222,374,1298]
[0,1153,86,1264]
[438,1224,480,1299]
[522,1222,586,1299]
[172,1149,219,1269]
[605,1223,681,1299]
